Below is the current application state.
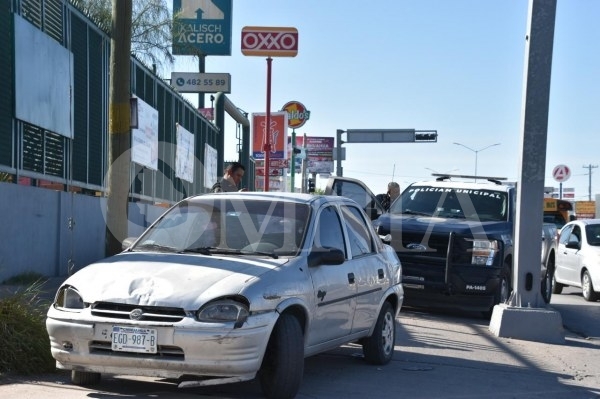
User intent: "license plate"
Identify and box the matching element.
[112,326,157,353]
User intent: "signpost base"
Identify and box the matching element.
[489,303,564,344]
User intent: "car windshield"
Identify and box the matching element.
[389,185,508,222]
[132,198,311,257]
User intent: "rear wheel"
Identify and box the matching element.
[582,270,599,302]
[552,274,564,294]
[71,370,101,386]
[258,314,304,399]
[362,301,395,365]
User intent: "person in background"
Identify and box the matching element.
[376,181,400,211]
[212,162,246,192]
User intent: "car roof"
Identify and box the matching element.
[186,191,359,207]
[569,218,600,226]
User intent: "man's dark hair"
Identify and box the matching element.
[226,162,246,174]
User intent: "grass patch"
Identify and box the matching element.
[0,280,56,375]
[3,272,47,285]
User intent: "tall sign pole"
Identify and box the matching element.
[264,57,272,191]
[242,26,298,191]
[282,101,310,192]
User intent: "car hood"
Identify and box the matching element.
[60,252,290,309]
[377,213,508,236]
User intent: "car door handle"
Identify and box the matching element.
[378,269,385,279]
[348,273,355,284]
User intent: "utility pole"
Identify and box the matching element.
[583,164,598,201]
[105,0,132,256]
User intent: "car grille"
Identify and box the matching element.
[91,302,187,322]
[89,340,184,359]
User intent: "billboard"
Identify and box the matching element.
[172,0,232,55]
[251,112,288,160]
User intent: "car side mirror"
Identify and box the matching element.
[566,241,580,250]
[307,247,345,267]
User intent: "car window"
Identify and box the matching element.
[341,205,374,257]
[314,206,346,256]
[330,179,382,215]
[135,199,310,256]
[585,224,600,246]
[559,224,574,245]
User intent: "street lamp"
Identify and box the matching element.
[453,142,501,181]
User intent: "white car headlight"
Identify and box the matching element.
[469,239,499,266]
[197,300,249,328]
[54,286,85,311]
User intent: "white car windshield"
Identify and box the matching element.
[133,198,311,257]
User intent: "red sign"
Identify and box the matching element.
[252,112,288,160]
[256,167,282,176]
[241,26,298,57]
[552,164,571,183]
[281,101,310,129]
[198,107,213,120]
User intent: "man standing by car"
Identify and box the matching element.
[212,162,246,192]
[376,182,400,211]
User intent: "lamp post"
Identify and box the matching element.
[453,142,501,181]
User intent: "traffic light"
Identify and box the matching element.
[414,132,438,142]
[307,178,315,193]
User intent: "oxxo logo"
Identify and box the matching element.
[281,101,310,129]
[241,26,298,57]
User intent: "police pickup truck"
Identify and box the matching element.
[325,174,558,317]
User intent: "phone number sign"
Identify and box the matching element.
[171,72,231,93]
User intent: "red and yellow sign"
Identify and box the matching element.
[281,101,310,129]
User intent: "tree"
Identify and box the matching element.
[74,0,174,72]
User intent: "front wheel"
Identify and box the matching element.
[258,314,304,399]
[582,270,599,302]
[362,301,395,365]
[71,370,101,385]
[541,258,554,304]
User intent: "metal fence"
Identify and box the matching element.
[2,0,222,204]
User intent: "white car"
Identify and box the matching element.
[553,219,600,301]
[46,192,404,398]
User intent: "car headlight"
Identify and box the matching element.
[54,286,85,311]
[469,239,499,266]
[197,300,249,328]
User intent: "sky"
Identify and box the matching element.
[169,0,600,200]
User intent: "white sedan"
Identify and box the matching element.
[46,192,404,398]
[553,219,600,301]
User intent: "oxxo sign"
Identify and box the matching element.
[241,26,298,57]
[281,101,310,129]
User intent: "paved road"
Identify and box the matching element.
[2,299,599,399]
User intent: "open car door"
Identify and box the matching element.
[324,176,384,220]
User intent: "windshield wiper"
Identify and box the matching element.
[134,243,178,253]
[182,247,279,259]
[180,246,215,255]
[401,209,431,216]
